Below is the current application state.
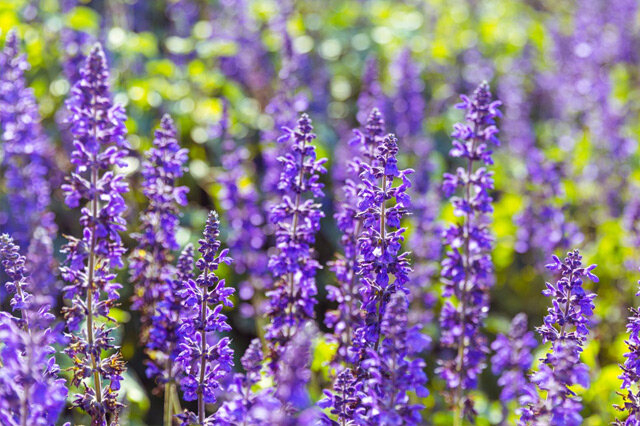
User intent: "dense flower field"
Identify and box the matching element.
[1,0,640,425]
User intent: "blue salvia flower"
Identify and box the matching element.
[216,100,268,320]
[360,292,429,425]
[0,234,67,425]
[386,48,425,140]
[324,131,415,424]
[0,30,57,300]
[261,21,309,201]
[59,43,129,425]
[490,313,537,420]
[351,132,413,357]
[437,81,501,421]
[265,114,327,371]
[130,114,189,337]
[175,211,234,426]
[146,243,194,421]
[615,270,640,424]
[215,338,282,425]
[520,250,597,425]
[356,56,384,126]
[325,108,386,363]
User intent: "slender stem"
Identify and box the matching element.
[197,268,209,425]
[164,352,175,426]
[164,381,173,426]
[86,99,103,421]
[454,124,479,424]
[373,153,389,352]
[20,340,32,426]
[284,138,307,342]
[171,384,182,416]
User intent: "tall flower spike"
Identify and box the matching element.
[215,339,283,425]
[146,243,194,424]
[130,114,189,339]
[352,132,413,354]
[360,293,429,424]
[60,43,129,425]
[0,234,67,425]
[490,313,537,419]
[265,113,327,373]
[0,30,57,300]
[324,132,414,424]
[614,271,640,423]
[386,48,425,140]
[521,250,597,425]
[437,81,501,423]
[216,99,268,321]
[176,211,235,426]
[325,108,386,364]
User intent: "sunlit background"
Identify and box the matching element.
[1,0,639,424]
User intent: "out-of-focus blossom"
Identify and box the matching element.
[130,114,189,338]
[491,313,537,417]
[0,30,57,300]
[0,234,67,426]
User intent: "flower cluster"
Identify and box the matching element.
[265,114,327,370]
[356,56,384,126]
[617,268,640,423]
[176,211,235,425]
[216,100,268,319]
[386,48,425,140]
[215,339,282,425]
[325,108,386,363]
[130,114,189,336]
[0,31,57,299]
[490,313,537,412]
[0,234,67,425]
[351,132,413,355]
[359,292,429,424]
[521,250,597,425]
[437,81,501,419]
[59,43,129,425]
[145,244,194,393]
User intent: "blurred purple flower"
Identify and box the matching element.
[0,234,67,426]
[130,114,189,338]
[0,30,57,300]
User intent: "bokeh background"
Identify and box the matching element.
[2,0,639,424]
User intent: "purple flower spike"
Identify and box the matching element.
[359,293,429,425]
[265,114,327,373]
[491,313,537,419]
[0,30,57,301]
[615,268,640,423]
[215,339,283,425]
[521,250,597,425]
[130,114,189,339]
[325,108,386,363]
[176,211,235,425]
[0,234,67,425]
[437,81,501,421]
[59,43,128,425]
[216,99,269,321]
